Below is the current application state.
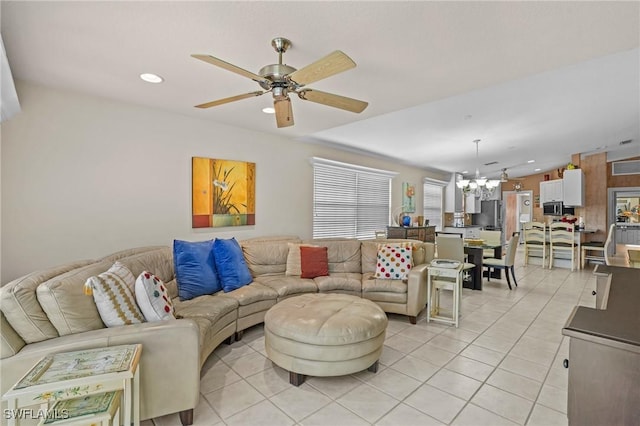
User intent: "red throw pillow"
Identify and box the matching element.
[300,246,329,278]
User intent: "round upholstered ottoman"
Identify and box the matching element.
[264,293,388,386]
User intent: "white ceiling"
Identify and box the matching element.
[2,1,639,179]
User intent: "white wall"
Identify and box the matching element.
[1,81,445,283]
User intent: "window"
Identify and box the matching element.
[312,158,396,239]
[423,178,446,231]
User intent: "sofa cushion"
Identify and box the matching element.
[116,247,174,285]
[305,239,361,273]
[174,239,221,300]
[86,263,145,327]
[285,243,317,276]
[214,283,278,306]
[0,260,92,343]
[1,312,25,359]
[374,243,413,280]
[172,294,238,322]
[314,273,362,294]
[135,271,175,322]
[241,237,300,277]
[213,238,253,292]
[254,275,318,299]
[300,246,329,279]
[37,262,111,336]
[362,272,408,294]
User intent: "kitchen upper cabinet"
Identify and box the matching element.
[465,193,481,213]
[540,179,563,203]
[445,173,463,212]
[563,169,585,206]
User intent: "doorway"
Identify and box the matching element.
[504,190,533,242]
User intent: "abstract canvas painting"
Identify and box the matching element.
[192,157,256,228]
[402,182,416,213]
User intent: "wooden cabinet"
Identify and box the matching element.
[540,179,563,203]
[387,226,435,242]
[563,169,585,206]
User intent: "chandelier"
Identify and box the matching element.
[456,139,501,200]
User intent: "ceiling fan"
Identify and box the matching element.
[191,37,368,128]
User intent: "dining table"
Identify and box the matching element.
[463,243,502,291]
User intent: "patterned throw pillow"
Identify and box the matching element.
[135,271,175,322]
[374,243,413,280]
[85,263,145,327]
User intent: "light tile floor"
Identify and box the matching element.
[149,251,602,426]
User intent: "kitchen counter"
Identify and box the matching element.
[564,265,640,346]
[561,265,640,424]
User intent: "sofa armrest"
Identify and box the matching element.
[1,319,200,421]
[405,264,428,317]
[107,319,201,420]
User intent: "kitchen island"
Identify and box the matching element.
[562,265,640,424]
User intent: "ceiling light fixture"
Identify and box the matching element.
[262,107,275,114]
[534,168,541,172]
[456,139,501,200]
[500,168,509,183]
[527,159,535,163]
[139,73,164,83]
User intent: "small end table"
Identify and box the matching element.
[2,344,141,426]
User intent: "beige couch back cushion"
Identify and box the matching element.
[360,240,435,274]
[115,247,174,284]
[241,237,301,277]
[1,312,25,359]
[37,261,111,336]
[304,239,362,273]
[0,260,93,343]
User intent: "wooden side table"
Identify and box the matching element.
[2,344,141,426]
[427,262,463,328]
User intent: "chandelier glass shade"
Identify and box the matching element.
[456,139,501,200]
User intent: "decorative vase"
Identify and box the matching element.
[402,216,411,227]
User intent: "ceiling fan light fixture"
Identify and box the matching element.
[500,168,509,182]
[139,73,163,83]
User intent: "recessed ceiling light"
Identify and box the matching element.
[262,107,275,114]
[139,73,164,83]
[461,170,469,174]
[534,168,541,172]
[527,160,535,164]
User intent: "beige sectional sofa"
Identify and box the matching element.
[1,237,434,424]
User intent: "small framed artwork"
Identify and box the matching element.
[402,182,416,213]
[192,157,256,228]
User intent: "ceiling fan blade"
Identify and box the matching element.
[274,98,294,128]
[298,89,368,113]
[195,91,265,109]
[191,54,268,84]
[288,51,356,86]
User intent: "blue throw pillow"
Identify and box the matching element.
[173,239,221,300]
[212,238,253,292]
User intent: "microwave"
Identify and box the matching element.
[543,201,575,216]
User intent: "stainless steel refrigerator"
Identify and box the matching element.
[472,200,503,230]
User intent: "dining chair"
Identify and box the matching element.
[523,221,548,268]
[549,222,578,271]
[484,232,520,290]
[581,223,615,268]
[435,234,476,276]
[479,230,502,258]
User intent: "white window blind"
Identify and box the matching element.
[423,179,446,231]
[312,158,395,239]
